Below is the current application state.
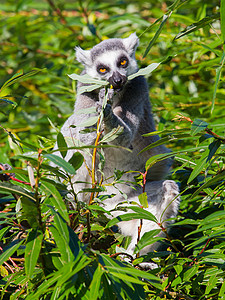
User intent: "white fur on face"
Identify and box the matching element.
[86,50,138,79]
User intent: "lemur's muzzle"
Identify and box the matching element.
[108,71,127,90]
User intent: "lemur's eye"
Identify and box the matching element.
[120,59,127,66]
[97,65,108,74]
[118,57,128,68]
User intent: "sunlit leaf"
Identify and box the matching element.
[44,154,76,174]
[25,228,43,279]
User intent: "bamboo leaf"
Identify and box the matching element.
[174,14,220,40]
[44,154,76,174]
[104,263,161,289]
[57,132,67,159]
[191,169,225,198]
[221,0,225,42]
[68,152,84,171]
[134,229,162,253]
[77,84,103,95]
[0,182,36,202]
[0,239,24,266]
[205,273,218,295]
[77,116,98,128]
[211,51,225,114]
[25,228,43,279]
[143,14,170,58]
[41,182,69,223]
[75,106,96,115]
[49,225,73,264]
[85,265,103,300]
[68,73,107,85]
[191,119,208,136]
[106,206,157,228]
[187,150,209,184]
[100,126,124,144]
[128,63,160,80]
[1,69,43,91]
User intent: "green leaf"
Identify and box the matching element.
[221,0,225,42]
[174,14,220,40]
[109,271,146,285]
[106,206,157,228]
[129,206,157,222]
[191,119,208,136]
[183,265,199,282]
[68,152,84,171]
[25,228,43,279]
[77,84,103,95]
[190,169,225,198]
[211,51,225,114]
[188,140,220,184]
[68,73,107,85]
[134,229,162,253]
[219,279,225,298]
[44,154,76,174]
[105,264,161,289]
[143,14,170,58]
[75,106,96,115]
[49,225,74,264]
[77,116,98,127]
[20,197,39,229]
[207,139,221,162]
[205,273,218,295]
[1,69,43,91]
[0,239,24,266]
[138,192,148,208]
[85,265,103,300]
[57,132,68,159]
[49,206,80,262]
[187,150,209,184]
[100,126,124,144]
[128,62,160,80]
[41,182,69,223]
[0,182,36,202]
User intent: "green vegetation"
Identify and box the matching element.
[0,0,225,298]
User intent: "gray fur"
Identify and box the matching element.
[54,33,180,269]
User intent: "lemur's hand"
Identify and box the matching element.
[99,87,115,104]
[95,102,112,119]
[97,87,114,118]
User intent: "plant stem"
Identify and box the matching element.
[34,149,45,234]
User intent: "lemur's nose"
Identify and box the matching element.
[109,71,127,90]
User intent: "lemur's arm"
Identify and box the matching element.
[100,77,147,148]
[102,102,141,148]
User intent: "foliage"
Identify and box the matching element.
[0,0,225,299]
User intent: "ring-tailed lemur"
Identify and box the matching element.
[54,33,180,269]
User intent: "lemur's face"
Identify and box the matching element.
[75,33,139,90]
[88,50,133,90]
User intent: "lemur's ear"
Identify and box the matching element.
[122,33,139,57]
[75,46,92,66]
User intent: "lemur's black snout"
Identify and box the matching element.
[108,71,127,90]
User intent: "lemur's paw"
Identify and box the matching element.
[99,87,115,103]
[103,103,112,118]
[95,101,112,119]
